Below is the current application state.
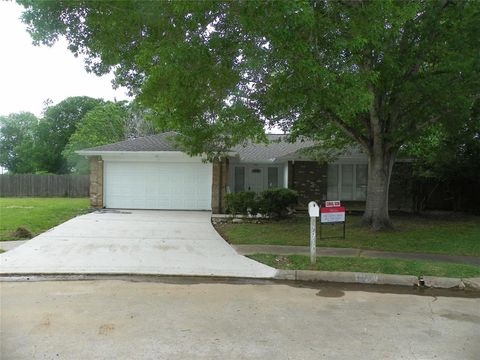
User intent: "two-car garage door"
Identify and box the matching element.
[104,160,212,210]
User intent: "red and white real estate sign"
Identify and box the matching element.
[320,206,345,223]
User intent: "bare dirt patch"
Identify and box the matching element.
[10,227,33,239]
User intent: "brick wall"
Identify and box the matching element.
[289,160,414,212]
[89,156,104,208]
[211,159,229,213]
[289,161,328,207]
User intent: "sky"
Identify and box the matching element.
[0,2,131,117]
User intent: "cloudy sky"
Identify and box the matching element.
[0,2,130,117]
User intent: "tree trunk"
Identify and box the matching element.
[362,149,396,230]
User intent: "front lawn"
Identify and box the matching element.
[216,214,480,257]
[249,254,480,279]
[0,198,90,241]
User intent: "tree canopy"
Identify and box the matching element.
[0,98,156,175]
[18,0,480,228]
[62,101,154,174]
[0,112,39,173]
[406,99,480,211]
[34,96,105,173]
[408,100,480,182]
[62,102,128,174]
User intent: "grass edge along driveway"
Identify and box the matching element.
[216,214,480,257]
[248,254,480,279]
[0,197,90,241]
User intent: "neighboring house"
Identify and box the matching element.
[77,132,412,213]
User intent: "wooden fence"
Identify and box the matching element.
[0,174,89,197]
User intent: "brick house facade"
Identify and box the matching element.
[80,132,413,213]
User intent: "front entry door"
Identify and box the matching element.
[247,167,264,193]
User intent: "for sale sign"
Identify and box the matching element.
[320,206,345,223]
[325,200,341,208]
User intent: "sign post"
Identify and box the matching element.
[308,201,319,264]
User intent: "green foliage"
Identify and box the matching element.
[248,254,480,279]
[225,191,257,216]
[225,188,298,217]
[63,102,129,173]
[1,96,156,175]
[17,0,479,153]
[406,100,480,182]
[63,101,158,173]
[17,0,480,225]
[403,99,480,211]
[258,188,298,218]
[217,215,480,256]
[34,96,105,174]
[0,112,39,173]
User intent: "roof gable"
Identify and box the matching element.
[232,135,315,162]
[77,132,316,161]
[78,131,180,153]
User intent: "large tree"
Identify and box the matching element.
[63,101,157,174]
[406,99,480,211]
[18,0,480,229]
[0,112,39,173]
[35,96,104,173]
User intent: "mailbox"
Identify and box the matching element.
[308,201,319,217]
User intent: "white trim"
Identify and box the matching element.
[283,163,289,188]
[77,150,185,156]
[97,152,208,163]
[77,149,238,157]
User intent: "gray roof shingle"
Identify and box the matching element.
[232,135,315,162]
[79,131,181,152]
[78,132,315,162]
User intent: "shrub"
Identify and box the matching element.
[225,191,257,216]
[225,188,299,218]
[258,188,298,218]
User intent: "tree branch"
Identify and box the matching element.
[390,115,441,149]
[324,111,370,151]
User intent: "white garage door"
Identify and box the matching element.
[104,160,212,210]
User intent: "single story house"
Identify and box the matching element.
[77,132,412,213]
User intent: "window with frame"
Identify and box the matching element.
[327,164,368,201]
[267,167,279,188]
[234,166,245,192]
[355,164,368,200]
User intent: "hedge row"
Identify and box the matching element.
[225,188,298,218]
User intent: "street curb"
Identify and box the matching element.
[1,271,477,292]
[462,278,480,290]
[421,276,464,289]
[275,269,478,291]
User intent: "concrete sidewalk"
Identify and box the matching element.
[233,244,480,266]
[0,240,28,252]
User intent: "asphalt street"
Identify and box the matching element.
[1,278,479,360]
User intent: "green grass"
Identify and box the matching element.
[216,214,480,256]
[0,198,90,241]
[249,254,480,278]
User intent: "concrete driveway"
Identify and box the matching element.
[0,210,276,278]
